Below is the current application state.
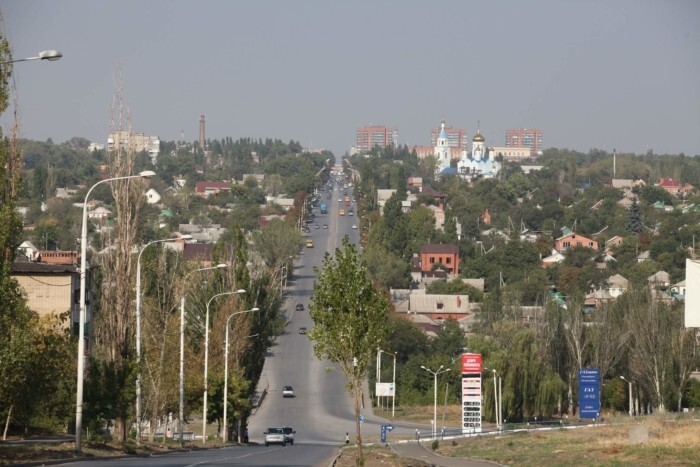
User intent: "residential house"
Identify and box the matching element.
[606,274,629,297]
[88,206,112,220]
[182,243,214,266]
[585,289,614,311]
[541,249,565,267]
[671,279,686,298]
[420,244,460,275]
[617,197,634,209]
[426,205,444,231]
[11,252,80,330]
[637,250,651,263]
[605,236,624,254]
[146,188,161,204]
[555,232,598,252]
[648,270,670,287]
[657,178,682,196]
[179,223,226,243]
[266,197,295,211]
[195,181,231,198]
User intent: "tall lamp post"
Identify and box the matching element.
[202,290,246,444]
[421,365,450,438]
[485,367,502,430]
[178,264,228,445]
[0,49,62,65]
[74,170,155,452]
[620,376,634,417]
[134,234,192,443]
[222,308,259,442]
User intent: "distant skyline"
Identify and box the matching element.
[2,1,699,157]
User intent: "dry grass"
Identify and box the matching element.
[436,414,700,466]
[334,445,430,467]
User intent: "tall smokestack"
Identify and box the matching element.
[199,115,206,152]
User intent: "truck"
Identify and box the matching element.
[344,196,351,206]
[320,202,328,214]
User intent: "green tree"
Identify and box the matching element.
[251,218,303,269]
[309,238,390,465]
[625,198,644,234]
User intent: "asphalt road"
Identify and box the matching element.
[40,174,463,466]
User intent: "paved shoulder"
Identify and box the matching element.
[391,441,500,467]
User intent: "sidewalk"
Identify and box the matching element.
[390,442,501,467]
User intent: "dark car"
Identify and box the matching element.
[295,303,304,311]
[299,327,307,334]
[282,426,296,445]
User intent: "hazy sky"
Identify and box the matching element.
[2,1,699,157]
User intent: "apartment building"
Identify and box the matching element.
[505,128,542,156]
[355,125,399,152]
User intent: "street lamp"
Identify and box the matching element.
[222,308,259,442]
[134,234,192,443]
[202,290,246,444]
[421,365,450,438]
[178,264,227,445]
[485,367,502,430]
[74,170,155,452]
[0,49,63,65]
[619,376,634,417]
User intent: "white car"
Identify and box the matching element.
[264,427,286,446]
[283,385,295,398]
[351,224,357,229]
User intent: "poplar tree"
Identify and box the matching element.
[308,238,390,466]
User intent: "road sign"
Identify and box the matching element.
[578,368,600,419]
[462,353,483,434]
[380,424,394,444]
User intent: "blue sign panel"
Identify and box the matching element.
[380,424,394,444]
[578,368,600,419]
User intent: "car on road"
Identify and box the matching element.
[323,224,328,229]
[283,385,295,398]
[306,239,313,248]
[352,224,357,229]
[282,426,296,445]
[315,224,320,229]
[295,303,304,311]
[299,326,307,334]
[264,427,286,446]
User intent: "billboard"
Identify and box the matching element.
[578,368,600,419]
[461,353,482,374]
[685,259,700,327]
[375,382,395,397]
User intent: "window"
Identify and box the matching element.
[430,257,435,264]
[436,302,444,310]
[446,257,451,264]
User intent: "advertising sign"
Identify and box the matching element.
[375,382,395,397]
[461,353,482,433]
[578,368,600,419]
[461,353,482,374]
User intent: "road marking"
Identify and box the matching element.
[236,447,281,458]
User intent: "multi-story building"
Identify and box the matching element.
[107,130,161,162]
[355,125,398,152]
[505,128,542,156]
[430,125,469,150]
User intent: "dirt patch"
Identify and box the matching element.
[333,446,430,467]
